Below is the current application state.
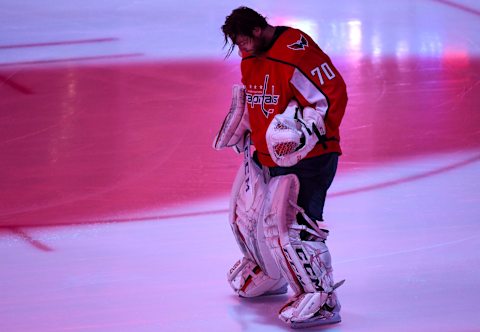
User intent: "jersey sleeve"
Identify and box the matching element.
[289,67,329,119]
[288,46,347,132]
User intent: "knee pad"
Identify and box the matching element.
[263,174,336,295]
[227,157,286,296]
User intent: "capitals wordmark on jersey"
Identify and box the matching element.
[245,74,280,118]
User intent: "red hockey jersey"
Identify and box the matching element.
[240,27,348,167]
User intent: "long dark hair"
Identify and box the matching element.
[221,7,268,58]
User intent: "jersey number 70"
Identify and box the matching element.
[311,63,336,85]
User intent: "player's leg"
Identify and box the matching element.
[269,152,339,222]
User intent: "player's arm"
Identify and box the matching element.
[289,67,329,148]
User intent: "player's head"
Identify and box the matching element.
[221,7,269,57]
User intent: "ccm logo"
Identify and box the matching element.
[283,247,324,292]
[230,260,242,274]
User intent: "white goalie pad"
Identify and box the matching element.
[263,174,337,294]
[213,84,250,152]
[263,174,305,295]
[266,100,326,167]
[227,144,287,297]
[262,174,344,327]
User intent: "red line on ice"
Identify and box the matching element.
[0,53,144,67]
[0,37,119,50]
[432,0,480,16]
[0,74,33,94]
[7,227,54,252]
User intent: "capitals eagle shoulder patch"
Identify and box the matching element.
[287,34,308,50]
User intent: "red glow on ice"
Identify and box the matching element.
[1,56,479,226]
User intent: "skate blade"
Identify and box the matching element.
[263,283,288,296]
[290,313,341,329]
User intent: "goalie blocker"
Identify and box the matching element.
[213,84,250,153]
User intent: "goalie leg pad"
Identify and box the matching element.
[263,174,343,326]
[263,174,305,295]
[227,158,287,297]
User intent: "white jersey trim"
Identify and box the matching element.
[290,68,328,119]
